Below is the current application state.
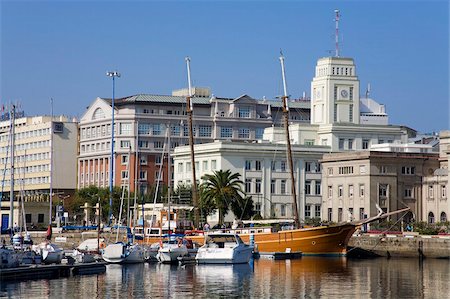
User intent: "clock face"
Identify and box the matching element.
[341,89,348,98]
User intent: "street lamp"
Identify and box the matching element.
[106,70,120,225]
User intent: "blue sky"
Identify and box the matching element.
[1,1,448,133]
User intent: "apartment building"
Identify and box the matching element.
[0,115,78,231]
[78,89,310,194]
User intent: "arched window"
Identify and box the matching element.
[92,108,105,120]
[440,212,447,223]
[428,212,435,224]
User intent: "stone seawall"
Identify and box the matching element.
[349,234,450,258]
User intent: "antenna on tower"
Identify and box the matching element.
[334,9,340,57]
[366,83,371,98]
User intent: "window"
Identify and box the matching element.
[299,181,310,197]
[238,128,250,139]
[171,125,181,136]
[245,179,251,193]
[428,212,435,224]
[280,161,286,172]
[121,155,129,165]
[441,212,447,222]
[120,123,132,135]
[152,124,162,136]
[121,171,129,179]
[138,140,149,149]
[339,139,345,150]
[362,139,370,150]
[359,208,365,220]
[211,160,217,170]
[255,179,261,193]
[271,161,276,171]
[315,205,321,218]
[280,205,286,217]
[154,141,164,149]
[305,205,311,218]
[442,185,447,198]
[428,185,434,198]
[338,208,343,222]
[349,208,354,221]
[155,156,162,165]
[280,180,286,194]
[348,138,354,150]
[349,87,353,100]
[315,181,321,195]
[328,186,333,198]
[186,162,191,172]
[305,139,315,146]
[333,86,338,100]
[255,128,264,139]
[338,185,343,197]
[328,208,332,222]
[338,166,354,174]
[140,155,147,165]
[349,185,354,198]
[305,162,312,172]
[334,104,338,122]
[401,166,416,175]
[120,141,131,149]
[271,179,276,194]
[139,171,147,180]
[245,160,251,170]
[379,184,388,198]
[404,187,413,198]
[360,184,365,198]
[349,104,353,123]
[220,126,233,138]
[255,161,261,171]
[198,125,212,137]
[380,166,387,174]
[178,163,183,173]
[203,161,208,171]
[25,214,31,223]
[238,106,251,118]
[255,203,261,215]
[38,214,44,223]
[328,167,333,175]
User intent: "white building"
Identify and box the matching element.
[0,115,78,231]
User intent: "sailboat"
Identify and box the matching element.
[101,148,147,264]
[186,54,410,256]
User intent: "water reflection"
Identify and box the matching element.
[1,258,450,298]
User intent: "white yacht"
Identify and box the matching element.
[102,242,147,264]
[195,233,254,264]
[156,237,188,263]
[32,242,64,264]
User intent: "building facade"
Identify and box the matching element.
[0,115,78,231]
[320,150,440,224]
[78,90,310,195]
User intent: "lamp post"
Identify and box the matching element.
[106,71,120,225]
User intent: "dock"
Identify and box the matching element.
[0,262,107,281]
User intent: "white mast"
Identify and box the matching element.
[50,98,54,226]
[8,104,15,232]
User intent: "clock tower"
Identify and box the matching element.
[310,57,360,125]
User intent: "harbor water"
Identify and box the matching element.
[1,257,449,298]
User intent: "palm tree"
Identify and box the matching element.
[200,170,246,225]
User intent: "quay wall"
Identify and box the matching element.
[349,233,450,258]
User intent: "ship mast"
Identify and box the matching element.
[8,104,15,234]
[279,53,300,229]
[185,57,200,229]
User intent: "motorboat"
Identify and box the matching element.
[32,242,64,264]
[156,236,188,263]
[195,233,253,264]
[77,238,106,253]
[102,242,147,264]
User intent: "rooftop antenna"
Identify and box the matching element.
[334,9,340,57]
[366,83,371,98]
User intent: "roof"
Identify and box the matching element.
[101,94,310,109]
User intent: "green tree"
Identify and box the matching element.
[200,170,253,224]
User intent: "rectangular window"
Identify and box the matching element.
[38,214,44,223]
[25,214,32,223]
[238,128,250,139]
[359,184,365,198]
[338,208,343,222]
[333,86,338,100]
[186,162,191,172]
[328,208,332,222]
[404,187,413,198]
[255,128,264,139]
[220,126,233,138]
[442,185,447,198]
[362,139,369,150]
[428,185,434,198]
[152,124,162,136]
[139,171,147,180]
[245,160,251,170]
[401,166,416,175]
[121,171,129,179]
[203,161,208,171]
[198,125,212,137]
[120,141,131,149]
[154,141,164,149]
[178,163,183,173]
[119,123,132,135]
[349,104,353,123]
[315,181,321,195]
[271,179,276,194]
[138,140,149,149]
[305,162,312,172]
[380,165,387,174]
[238,106,251,118]
[348,138,354,150]
[339,139,345,150]
[155,156,162,165]
[379,184,388,198]
[305,139,315,146]
[171,125,181,136]
[305,181,312,195]
[140,155,147,165]
[271,161,276,171]
[349,208,354,221]
[255,179,261,193]
[245,179,252,193]
[359,208,365,220]
[280,204,286,217]
[328,185,333,198]
[280,161,286,172]
[280,180,286,194]
[349,185,354,198]
[255,161,261,171]
[315,205,321,218]
[338,185,343,197]
[328,167,333,175]
[211,160,217,170]
[305,205,311,218]
[334,104,338,122]
[121,155,129,165]
[349,87,354,100]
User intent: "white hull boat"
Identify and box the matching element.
[33,242,64,264]
[196,233,253,264]
[102,243,146,264]
[157,239,188,263]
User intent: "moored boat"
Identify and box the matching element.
[32,242,64,264]
[196,233,253,264]
[102,242,147,264]
[156,236,189,263]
